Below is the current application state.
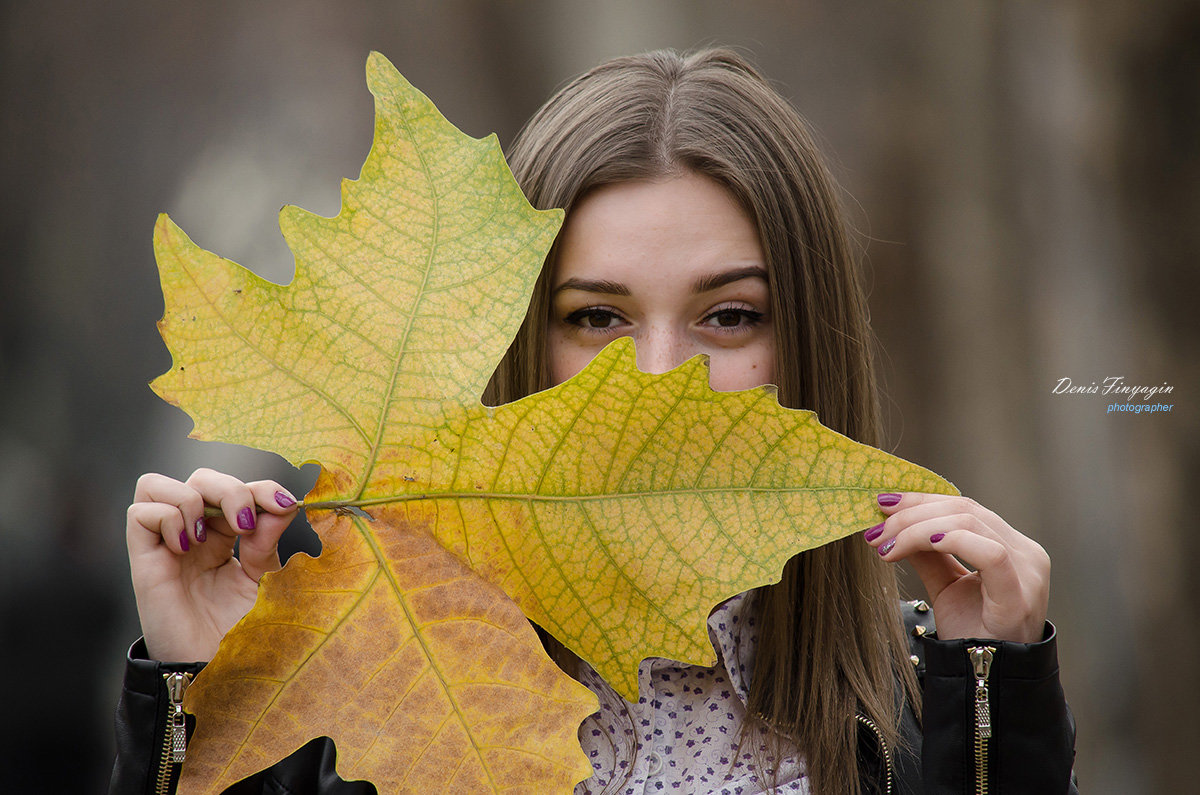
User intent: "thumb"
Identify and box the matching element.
[237,511,288,583]
[907,550,969,604]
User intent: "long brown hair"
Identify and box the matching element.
[482,48,919,795]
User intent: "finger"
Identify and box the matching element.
[877,492,1001,523]
[235,481,298,582]
[877,490,997,520]
[877,492,974,520]
[126,501,189,557]
[246,480,299,516]
[185,468,260,536]
[877,493,1052,579]
[865,506,1002,558]
[884,525,1024,601]
[196,481,298,536]
[133,471,186,504]
[876,494,1012,545]
[133,473,206,545]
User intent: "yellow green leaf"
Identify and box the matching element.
[152,51,562,485]
[150,52,956,794]
[341,336,953,700]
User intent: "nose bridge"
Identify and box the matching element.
[635,324,690,375]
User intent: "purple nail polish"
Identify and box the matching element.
[195,518,207,543]
[237,507,256,531]
[864,522,885,542]
[179,528,190,552]
[275,491,296,508]
[878,538,896,557]
[877,493,902,507]
[930,532,946,544]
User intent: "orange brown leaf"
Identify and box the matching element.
[180,496,595,792]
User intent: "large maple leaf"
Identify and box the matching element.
[151,53,955,794]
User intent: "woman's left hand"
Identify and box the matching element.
[865,493,1051,643]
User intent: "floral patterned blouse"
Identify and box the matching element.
[574,591,809,794]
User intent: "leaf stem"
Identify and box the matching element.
[204,501,362,521]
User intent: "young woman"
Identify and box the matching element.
[112,49,1075,794]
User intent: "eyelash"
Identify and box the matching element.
[563,304,766,335]
[564,306,627,333]
[701,304,766,333]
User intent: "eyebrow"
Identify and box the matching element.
[553,265,768,298]
[690,265,768,294]
[552,277,631,297]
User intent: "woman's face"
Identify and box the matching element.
[548,172,775,391]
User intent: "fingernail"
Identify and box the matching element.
[877,493,902,507]
[878,538,896,557]
[930,532,946,543]
[237,507,256,531]
[275,491,296,508]
[179,528,190,552]
[864,522,885,542]
[195,518,207,543]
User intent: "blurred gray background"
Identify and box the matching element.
[2,1,1195,792]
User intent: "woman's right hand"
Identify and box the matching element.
[126,468,299,662]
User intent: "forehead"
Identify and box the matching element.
[553,173,764,284]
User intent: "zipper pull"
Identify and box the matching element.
[969,646,995,739]
[163,672,194,763]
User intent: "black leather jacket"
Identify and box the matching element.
[109,603,1077,794]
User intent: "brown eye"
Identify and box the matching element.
[583,311,616,328]
[701,306,765,331]
[565,307,627,332]
[714,310,742,327]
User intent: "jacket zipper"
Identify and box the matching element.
[156,671,193,795]
[855,712,893,795]
[968,646,995,795]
